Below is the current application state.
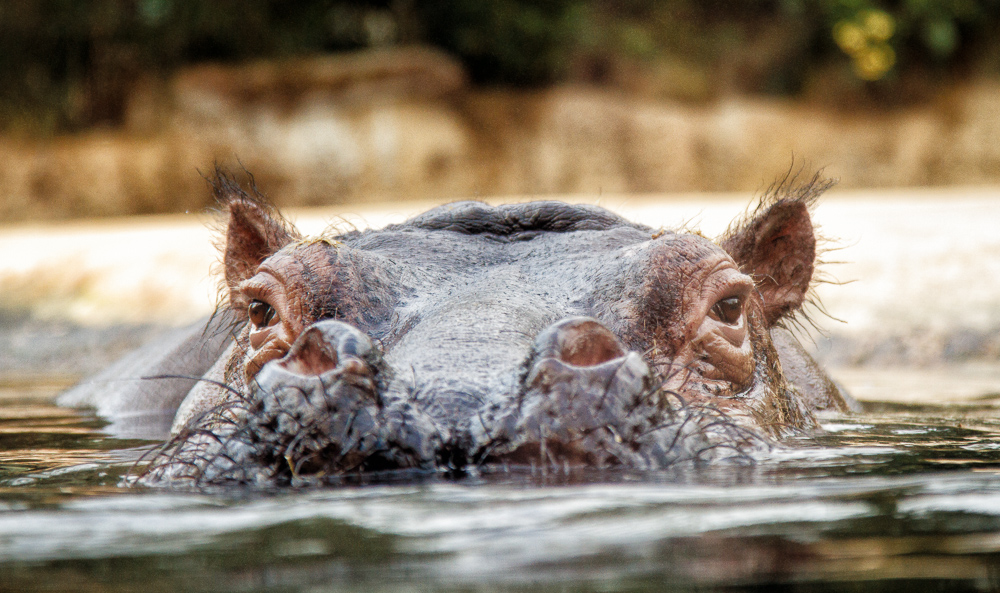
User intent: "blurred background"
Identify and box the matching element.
[3,0,1000,220]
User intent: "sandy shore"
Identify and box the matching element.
[3,187,999,400]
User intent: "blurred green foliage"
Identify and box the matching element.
[3,0,1000,134]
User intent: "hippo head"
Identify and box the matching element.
[144,173,836,486]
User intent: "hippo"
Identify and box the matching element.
[60,171,855,487]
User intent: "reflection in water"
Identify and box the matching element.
[3,398,1000,591]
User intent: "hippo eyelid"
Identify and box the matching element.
[239,272,280,300]
[240,272,286,315]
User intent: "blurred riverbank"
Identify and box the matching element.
[6,48,1000,222]
[2,187,998,402]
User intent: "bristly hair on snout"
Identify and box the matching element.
[135,369,773,488]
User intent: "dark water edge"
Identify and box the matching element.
[4,398,1000,592]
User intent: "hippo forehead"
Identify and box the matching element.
[281,201,731,342]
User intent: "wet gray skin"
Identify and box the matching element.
[139,173,854,487]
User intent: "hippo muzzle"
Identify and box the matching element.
[150,315,765,486]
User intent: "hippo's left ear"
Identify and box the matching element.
[719,175,833,327]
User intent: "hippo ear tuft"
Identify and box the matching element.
[211,172,301,306]
[719,173,833,327]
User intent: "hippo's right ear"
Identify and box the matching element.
[719,172,834,327]
[213,176,301,295]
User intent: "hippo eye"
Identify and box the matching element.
[710,296,743,325]
[248,299,277,329]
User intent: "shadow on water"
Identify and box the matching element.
[4,397,1000,591]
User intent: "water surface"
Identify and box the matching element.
[3,389,1000,592]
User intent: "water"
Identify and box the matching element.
[3,393,1000,592]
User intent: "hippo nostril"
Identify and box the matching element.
[534,317,626,367]
[278,328,339,376]
[275,320,380,377]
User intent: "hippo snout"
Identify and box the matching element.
[253,321,381,445]
[210,316,680,481]
[483,317,659,468]
[222,322,384,482]
[147,312,767,486]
